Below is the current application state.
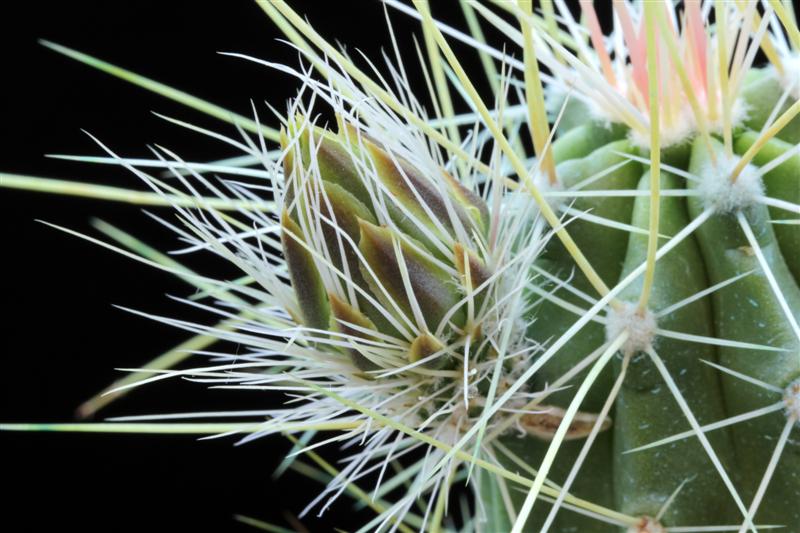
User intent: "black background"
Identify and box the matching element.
[1,2,601,532]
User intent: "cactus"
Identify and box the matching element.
[2,1,799,532]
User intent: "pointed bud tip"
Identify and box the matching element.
[409,332,445,363]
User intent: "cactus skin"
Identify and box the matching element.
[614,170,736,527]
[483,65,800,532]
[688,137,800,528]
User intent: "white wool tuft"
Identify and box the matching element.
[627,99,748,150]
[697,156,764,214]
[780,54,800,100]
[784,378,800,423]
[606,301,657,356]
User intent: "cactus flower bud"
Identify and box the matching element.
[280,116,484,364]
